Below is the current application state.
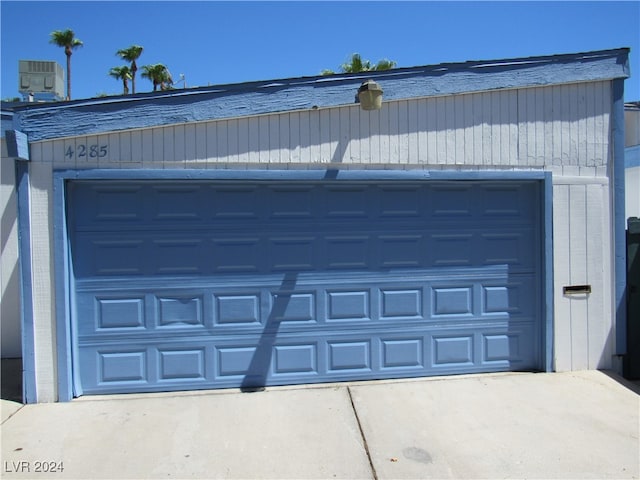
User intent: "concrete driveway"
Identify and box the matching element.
[1,370,638,479]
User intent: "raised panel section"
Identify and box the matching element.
[215,294,261,325]
[328,341,371,371]
[270,292,315,322]
[325,236,369,269]
[378,185,422,217]
[480,233,527,266]
[324,186,368,218]
[268,186,314,218]
[212,238,260,273]
[274,344,316,374]
[327,291,369,321]
[159,348,205,380]
[269,237,315,270]
[480,185,533,221]
[482,280,534,317]
[97,298,144,329]
[431,234,473,266]
[483,334,521,362]
[211,186,260,219]
[217,346,256,376]
[89,239,145,275]
[94,187,143,222]
[157,296,203,326]
[152,239,203,274]
[431,184,473,216]
[432,287,473,316]
[99,351,146,383]
[379,235,423,268]
[433,336,473,365]
[381,289,422,318]
[152,186,203,220]
[381,339,423,368]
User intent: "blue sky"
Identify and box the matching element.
[1,1,639,101]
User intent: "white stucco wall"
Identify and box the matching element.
[627,166,640,219]
[626,107,640,218]
[1,138,22,358]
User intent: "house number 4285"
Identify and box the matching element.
[65,144,108,159]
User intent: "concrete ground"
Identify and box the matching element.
[1,370,639,479]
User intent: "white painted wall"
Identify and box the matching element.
[23,80,617,400]
[625,106,639,147]
[625,107,640,219]
[627,166,640,219]
[30,82,612,173]
[1,138,22,358]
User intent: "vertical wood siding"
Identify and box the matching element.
[23,80,617,396]
[30,81,612,171]
[553,180,613,370]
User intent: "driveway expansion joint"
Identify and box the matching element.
[347,386,377,480]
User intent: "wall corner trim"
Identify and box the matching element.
[612,79,627,355]
[15,162,37,403]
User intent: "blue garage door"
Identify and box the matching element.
[67,179,543,395]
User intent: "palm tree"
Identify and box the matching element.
[371,58,396,71]
[49,29,83,100]
[322,53,397,76]
[141,63,173,91]
[340,53,370,73]
[116,45,143,94]
[109,66,132,95]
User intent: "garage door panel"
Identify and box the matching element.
[215,293,262,325]
[479,183,537,220]
[379,235,424,268]
[69,179,543,395]
[268,236,317,271]
[273,344,318,374]
[99,350,147,383]
[80,344,215,394]
[325,236,371,269]
[380,288,423,319]
[211,237,262,273]
[158,347,207,381]
[380,337,425,369]
[70,181,539,229]
[326,290,371,321]
[78,322,538,394]
[432,286,474,317]
[267,184,317,218]
[270,291,317,323]
[324,184,370,218]
[151,184,207,221]
[480,230,537,268]
[377,184,424,217]
[210,185,261,219]
[69,184,145,227]
[76,270,538,335]
[432,335,475,366]
[156,295,204,327]
[74,231,536,278]
[481,276,536,318]
[327,340,372,372]
[74,237,146,276]
[430,183,475,217]
[94,297,146,331]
